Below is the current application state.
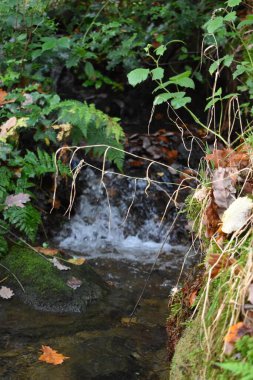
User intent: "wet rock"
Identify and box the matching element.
[0,244,109,313]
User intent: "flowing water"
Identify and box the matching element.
[0,166,194,380]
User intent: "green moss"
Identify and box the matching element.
[2,244,71,296]
[169,315,204,380]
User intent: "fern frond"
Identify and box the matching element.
[3,205,41,242]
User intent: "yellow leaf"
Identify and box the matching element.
[67,257,86,265]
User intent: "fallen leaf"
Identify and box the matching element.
[207,253,240,278]
[206,148,249,169]
[0,89,15,106]
[247,284,253,305]
[67,276,82,289]
[121,317,137,325]
[224,322,252,355]
[203,196,221,237]
[0,286,14,299]
[5,193,30,208]
[35,246,60,256]
[0,117,17,139]
[189,290,198,307]
[67,257,86,265]
[39,345,69,365]
[194,187,209,202]
[212,167,237,217]
[51,257,70,271]
[221,197,253,234]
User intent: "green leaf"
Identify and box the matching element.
[224,11,237,22]
[209,59,221,75]
[207,16,224,33]
[223,55,234,67]
[233,65,246,79]
[85,62,96,79]
[227,0,242,6]
[153,92,175,105]
[205,97,220,111]
[127,68,150,87]
[0,236,8,256]
[171,96,191,109]
[151,67,164,80]
[155,45,166,56]
[237,16,253,29]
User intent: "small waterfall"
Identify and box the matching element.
[56,168,180,262]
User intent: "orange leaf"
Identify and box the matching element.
[39,345,69,365]
[35,246,60,256]
[189,290,198,307]
[224,322,251,344]
[207,253,240,278]
[0,89,15,106]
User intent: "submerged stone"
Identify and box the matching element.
[0,244,109,313]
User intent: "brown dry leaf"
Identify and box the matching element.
[51,257,70,271]
[212,167,237,217]
[39,345,69,365]
[207,253,240,278]
[121,317,137,325]
[203,196,221,237]
[67,257,86,265]
[206,148,249,169]
[0,286,14,299]
[0,89,15,106]
[67,276,82,289]
[5,193,30,208]
[247,284,253,305]
[189,290,198,307]
[35,246,60,256]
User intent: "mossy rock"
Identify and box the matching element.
[0,244,109,313]
[169,315,204,380]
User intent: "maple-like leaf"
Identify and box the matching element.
[35,246,60,256]
[221,197,253,234]
[51,257,70,271]
[0,286,14,299]
[39,345,69,365]
[5,193,30,208]
[67,276,82,289]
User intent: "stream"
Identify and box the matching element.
[0,160,195,379]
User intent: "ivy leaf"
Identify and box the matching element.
[227,0,242,6]
[127,68,150,86]
[206,16,224,33]
[151,67,164,80]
